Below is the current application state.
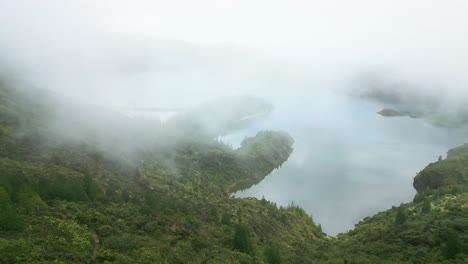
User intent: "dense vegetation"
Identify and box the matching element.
[0,84,323,263]
[0,83,467,263]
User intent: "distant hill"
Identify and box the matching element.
[377,108,407,117]
[354,73,468,129]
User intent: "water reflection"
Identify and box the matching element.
[229,89,464,235]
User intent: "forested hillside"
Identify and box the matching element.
[0,83,324,263]
[0,82,467,263]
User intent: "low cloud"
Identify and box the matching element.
[1,0,468,235]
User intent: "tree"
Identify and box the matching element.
[443,231,462,259]
[83,174,101,201]
[17,190,44,215]
[233,224,253,255]
[421,200,431,214]
[264,244,282,264]
[221,212,231,225]
[105,180,121,202]
[438,155,442,162]
[394,205,408,225]
[0,187,22,231]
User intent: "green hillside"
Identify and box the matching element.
[0,82,467,263]
[0,83,323,263]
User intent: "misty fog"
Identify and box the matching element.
[1,1,468,235]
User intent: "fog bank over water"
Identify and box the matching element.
[1,1,468,235]
[234,89,465,235]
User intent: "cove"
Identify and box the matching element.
[225,89,465,235]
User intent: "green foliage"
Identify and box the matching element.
[17,189,45,215]
[0,187,22,231]
[321,192,468,263]
[221,211,231,225]
[421,199,431,213]
[394,205,408,225]
[0,216,93,263]
[1,83,468,263]
[264,243,282,264]
[443,230,462,259]
[0,127,315,263]
[414,145,468,193]
[233,224,254,255]
[83,174,101,201]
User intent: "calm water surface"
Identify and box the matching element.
[225,89,465,235]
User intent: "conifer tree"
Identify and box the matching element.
[264,244,282,264]
[394,205,408,225]
[421,199,431,213]
[443,231,462,259]
[233,224,253,254]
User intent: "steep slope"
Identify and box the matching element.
[0,83,323,263]
[414,144,468,192]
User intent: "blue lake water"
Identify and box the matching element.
[225,89,465,235]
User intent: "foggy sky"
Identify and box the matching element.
[1,0,468,106]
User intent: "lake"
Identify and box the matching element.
[224,89,465,235]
